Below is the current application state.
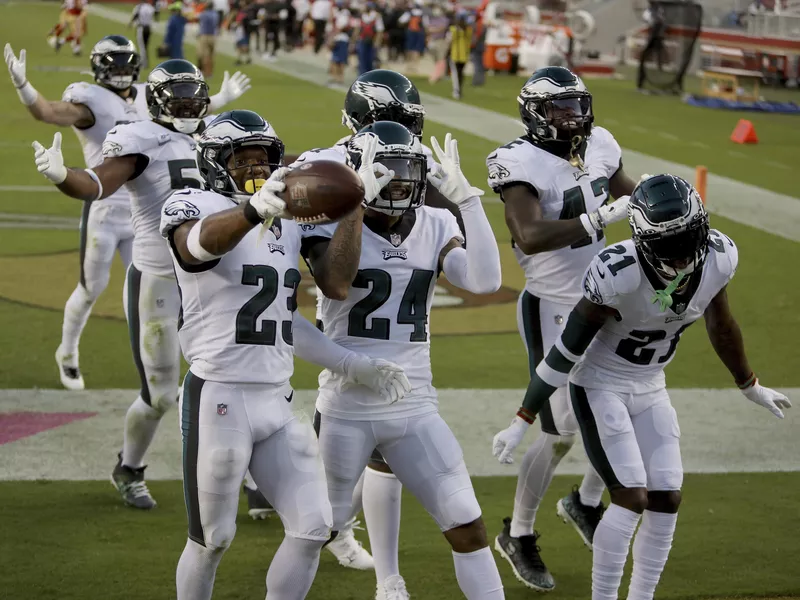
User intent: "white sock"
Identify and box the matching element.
[348,469,365,522]
[363,468,402,584]
[122,396,162,469]
[266,535,324,600]
[452,547,504,599]
[592,504,641,600]
[244,470,257,490]
[176,538,225,600]
[578,466,606,508]
[627,511,678,600]
[61,284,96,360]
[511,432,570,538]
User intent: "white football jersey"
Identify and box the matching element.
[486,127,622,304]
[102,120,204,276]
[62,81,148,211]
[303,206,462,420]
[160,189,303,384]
[571,230,738,393]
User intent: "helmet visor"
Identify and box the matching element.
[642,224,708,270]
[162,81,210,119]
[542,95,592,130]
[97,51,140,76]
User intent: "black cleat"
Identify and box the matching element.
[494,517,555,591]
[556,485,606,548]
[244,484,275,520]
[111,453,156,510]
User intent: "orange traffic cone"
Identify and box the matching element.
[730,119,758,144]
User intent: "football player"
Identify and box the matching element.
[5,40,250,391]
[29,59,249,509]
[485,66,637,591]
[290,68,462,576]
[160,109,411,600]
[302,122,504,600]
[493,174,791,600]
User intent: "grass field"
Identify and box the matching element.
[0,3,798,600]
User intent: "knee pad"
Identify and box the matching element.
[437,473,482,531]
[203,520,237,551]
[545,433,576,458]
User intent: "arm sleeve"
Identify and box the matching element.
[293,312,357,374]
[441,199,501,294]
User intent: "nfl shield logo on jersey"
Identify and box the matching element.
[390,233,402,247]
[217,403,227,416]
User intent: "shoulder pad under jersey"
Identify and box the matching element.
[294,146,348,166]
[582,241,641,308]
[707,229,738,284]
[486,138,546,195]
[587,126,623,178]
[102,121,161,159]
[160,189,231,238]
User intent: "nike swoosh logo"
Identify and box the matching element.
[284,391,294,403]
[596,267,606,279]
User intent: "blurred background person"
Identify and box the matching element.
[470,4,486,86]
[197,1,220,76]
[328,0,354,84]
[355,1,384,74]
[163,1,188,59]
[399,0,427,74]
[295,0,310,47]
[130,0,156,68]
[213,0,229,25]
[447,9,471,99]
[262,0,284,60]
[427,3,450,82]
[384,0,406,63]
[231,1,254,64]
[312,0,333,53]
[283,0,298,51]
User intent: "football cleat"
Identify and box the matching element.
[326,520,374,570]
[494,517,555,592]
[556,486,606,548]
[111,453,156,510]
[243,483,275,520]
[376,574,410,600]
[55,345,85,391]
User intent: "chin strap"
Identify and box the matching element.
[652,271,686,311]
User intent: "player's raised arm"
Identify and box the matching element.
[5,44,94,128]
[492,294,615,465]
[704,286,791,418]
[427,133,501,294]
[207,70,252,111]
[292,312,411,403]
[31,132,138,201]
[609,162,638,200]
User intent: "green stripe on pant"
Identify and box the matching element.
[181,371,206,546]
[521,291,558,434]
[569,383,622,490]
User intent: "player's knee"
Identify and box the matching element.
[149,384,178,416]
[647,489,682,513]
[440,487,482,534]
[610,486,649,514]
[444,517,488,553]
[548,434,576,458]
[203,521,237,551]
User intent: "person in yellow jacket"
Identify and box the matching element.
[446,11,472,100]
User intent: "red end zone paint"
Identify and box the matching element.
[0,412,97,445]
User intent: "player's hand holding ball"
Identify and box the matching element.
[345,354,412,404]
[247,167,290,224]
[358,133,394,203]
[427,133,484,205]
[32,132,67,184]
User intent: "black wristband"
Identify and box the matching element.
[243,201,263,226]
[15,79,28,90]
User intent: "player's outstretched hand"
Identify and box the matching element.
[211,70,252,107]
[741,381,792,419]
[427,133,484,205]
[346,355,411,404]
[492,416,531,464]
[248,167,289,224]
[32,132,67,184]
[5,43,26,87]
[358,133,394,203]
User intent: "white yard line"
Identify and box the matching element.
[84,5,800,244]
[0,388,796,479]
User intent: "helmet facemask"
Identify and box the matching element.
[200,138,284,204]
[519,91,593,167]
[370,152,427,216]
[148,80,210,134]
[92,51,141,91]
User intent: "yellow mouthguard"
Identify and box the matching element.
[243,178,267,194]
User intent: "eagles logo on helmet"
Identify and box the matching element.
[342,70,426,137]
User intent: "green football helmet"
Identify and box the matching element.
[342,70,425,137]
[145,59,209,134]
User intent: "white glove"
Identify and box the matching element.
[427,133,484,205]
[358,133,394,203]
[248,167,289,223]
[582,195,630,235]
[345,354,412,404]
[741,380,792,419]
[492,416,531,464]
[5,43,37,106]
[32,132,67,184]
[210,70,252,108]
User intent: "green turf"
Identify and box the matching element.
[411,75,800,199]
[0,4,797,389]
[0,473,797,600]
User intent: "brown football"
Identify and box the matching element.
[281,160,364,224]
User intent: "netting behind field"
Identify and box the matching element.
[640,1,703,92]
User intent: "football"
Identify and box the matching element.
[281,160,365,224]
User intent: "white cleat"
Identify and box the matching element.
[326,521,374,570]
[55,346,85,391]
[376,575,410,600]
